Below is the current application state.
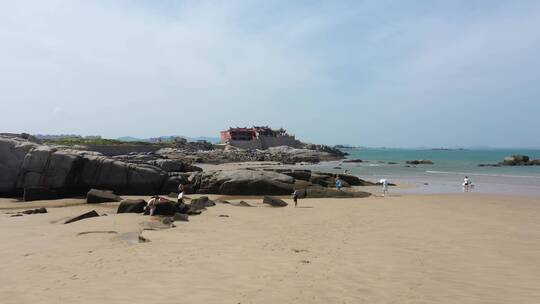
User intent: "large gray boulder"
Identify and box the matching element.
[117,199,147,214]
[87,189,122,204]
[0,135,168,196]
[191,169,294,195]
[263,196,288,207]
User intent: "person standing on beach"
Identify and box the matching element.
[292,189,299,207]
[381,179,389,197]
[335,177,342,191]
[463,176,470,192]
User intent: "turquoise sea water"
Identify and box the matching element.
[304,148,540,196]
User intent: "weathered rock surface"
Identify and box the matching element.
[263,196,288,207]
[65,210,100,224]
[189,196,216,211]
[191,169,294,195]
[501,155,540,166]
[0,135,168,196]
[23,187,58,201]
[87,189,122,204]
[304,186,371,198]
[117,199,147,214]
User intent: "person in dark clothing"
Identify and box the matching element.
[293,189,299,207]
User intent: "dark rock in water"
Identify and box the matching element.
[387,162,397,165]
[65,210,100,224]
[343,159,363,163]
[117,199,147,214]
[501,155,539,166]
[305,186,370,198]
[87,189,122,204]
[189,196,216,211]
[406,160,434,165]
[478,163,502,167]
[23,187,58,202]
[263,196,288,207]
[10,214,23,217]
[173,213,189,222]
[219,214,230,218]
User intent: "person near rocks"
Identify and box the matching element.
[177,184,185,204]
[292,188,299,207]
[335,177,342,191]
[145,195,159,216]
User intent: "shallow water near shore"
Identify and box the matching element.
[303,148,540,197]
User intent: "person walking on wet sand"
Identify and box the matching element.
[292,188,299,207]
[381,179,389,197]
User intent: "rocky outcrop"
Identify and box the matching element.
[190,169,295,195]
[304,186,371,198]
[343,159,363,163]
[157,145,344,165]
[189,196,216,211]
[406,160,434,165]
[0,135,168,196]
[478,155,540,167]
[501,155,540,166]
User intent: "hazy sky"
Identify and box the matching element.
[1,0,539,148]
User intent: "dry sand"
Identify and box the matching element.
[1,193,540,303]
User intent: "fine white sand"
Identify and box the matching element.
[1,193,540,303]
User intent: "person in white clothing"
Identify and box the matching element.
[463,176,471,192]
[146,196,159,216]
[381,179,389,197]
[177,184,185,204]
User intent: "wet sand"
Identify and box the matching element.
[1,193,540,303]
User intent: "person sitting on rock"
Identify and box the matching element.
[145,196,159,216]
[177,184,185,204]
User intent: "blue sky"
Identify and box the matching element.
[1,0,539,147]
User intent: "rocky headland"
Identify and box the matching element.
[0,134,369,200]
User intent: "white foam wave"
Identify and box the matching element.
[425,170,540,179]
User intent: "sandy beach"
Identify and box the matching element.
[2,193,539,304]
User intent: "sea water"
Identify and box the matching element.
[303,148,540,196]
